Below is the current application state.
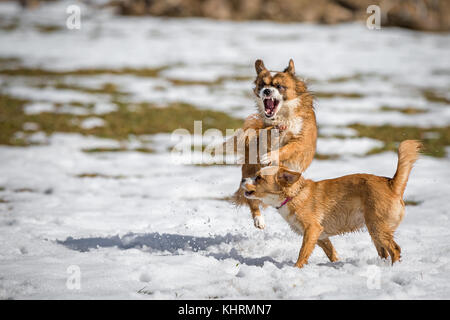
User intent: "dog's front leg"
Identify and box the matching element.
[260,143,312,167]
[294,223,323,268]
[247,198,265,229]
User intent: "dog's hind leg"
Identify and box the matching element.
[367,223,402,264]
[380,236,401,265]
[374,243,389,260]
[317,238,339,262]
[390,240,402,264]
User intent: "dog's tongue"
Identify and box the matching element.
[264,99,274,110]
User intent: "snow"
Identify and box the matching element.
[24,102,55,115]
[0,1,449,299]
[80,117,105,129]
[317,137,384,156]
[1,133,449,299]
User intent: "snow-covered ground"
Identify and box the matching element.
[0,1,449,299]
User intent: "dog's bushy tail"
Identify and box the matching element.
[391,140,421,197]
[230,188,247,207]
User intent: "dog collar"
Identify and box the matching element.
[276,197,292,209]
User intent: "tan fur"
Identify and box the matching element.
[242,140,421,267]
[228,59,317,229]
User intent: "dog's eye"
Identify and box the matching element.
[255,175,262,182]
[276,84,285,91]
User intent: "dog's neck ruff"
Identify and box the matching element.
[276,197,292,209]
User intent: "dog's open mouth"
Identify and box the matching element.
[244,190,255,197]
[263,98,280,118]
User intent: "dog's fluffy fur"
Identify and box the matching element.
[241,140,421,268]
[229,59,317,230]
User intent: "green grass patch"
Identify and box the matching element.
[91,101,243,138]
[0,66,168,78]
[0,57,22,68]
[76,173,128,179]
[0,20,19,32]
[36,82,128,96]
[0,93,243,146]
[422,89,450,105]
[134,147,155,153]
[314,153,340,160]
[168,79,220,86]
[0,94,33,146]
[189,163,239,167]
[14,188,35,193]
[349,124,450,157]
[82,147,154,153]
[404,200,422,206]
[168,75,252,87]
[326,73,389,83]
[34,24,63,33]
[314,92,364,99]
[82,147,129,153]
[380,106,428,114]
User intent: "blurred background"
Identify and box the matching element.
[14,0,450,31]
[0,0,449,155]
[0,0,449,299]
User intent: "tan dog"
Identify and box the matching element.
[241,140,421,268]
[229,59,317,230]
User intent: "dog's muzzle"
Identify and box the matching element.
[241,178,256,197]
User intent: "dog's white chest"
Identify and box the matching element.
[277,206,304,235]
[286,118,303,136]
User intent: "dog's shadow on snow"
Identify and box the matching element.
[58,232,291,268]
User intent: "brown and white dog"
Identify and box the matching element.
[241,140,421,268]
[230,59,317,230]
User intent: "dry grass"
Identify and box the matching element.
[404,200,422,206]
[1,64,448,159]
[0,66,168,78]
[0,93,243,146]
[314,153,340,160]
[75,173,128,179]
[313,91,364,99]
[34,24,63,33]
[82,147,154,153]
[349,124,450,157]
[380,106,428,114]
[34,82,128,97]
[422,89,450,105]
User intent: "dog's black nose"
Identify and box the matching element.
[263,88,271,96]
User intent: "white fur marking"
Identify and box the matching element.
[278,206,304,235]
[259,193,283,207]
[254,215,265,229]
[288,118,303,135]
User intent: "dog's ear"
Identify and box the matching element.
[255,59,267,75]
[260,165,279,176]
[283,59,295,75]
[276,167,301,186]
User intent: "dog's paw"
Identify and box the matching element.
[253,215,266,230]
